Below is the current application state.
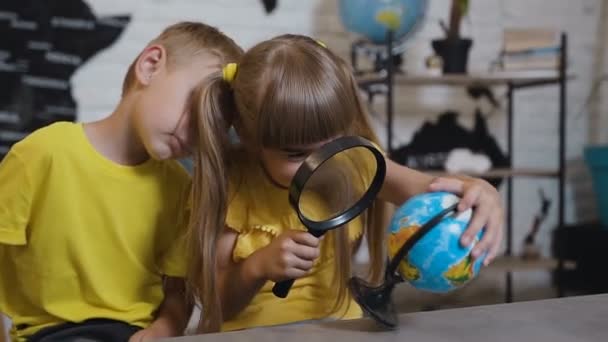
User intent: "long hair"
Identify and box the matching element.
[231,34,388,317]
[189,72,237,332]
[123,22,243,333]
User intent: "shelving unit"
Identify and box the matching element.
[352,32,569,303]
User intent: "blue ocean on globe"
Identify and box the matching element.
[339,0,427,44]
[388,192,485,293]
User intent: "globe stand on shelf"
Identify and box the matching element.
[340,0,428,76]
[351,39,405,75]
[350,192,485,329]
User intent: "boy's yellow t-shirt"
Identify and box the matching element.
[0,122,190,341]
[222,149,378,332]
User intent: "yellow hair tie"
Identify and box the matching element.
[315,39,327,48]
[222,63,238,84]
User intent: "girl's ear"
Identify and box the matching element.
[135,44,167,86]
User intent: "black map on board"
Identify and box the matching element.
[391,111,510,188]
[0,0,130,158]
[261,0,278,14]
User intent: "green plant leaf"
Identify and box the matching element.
[458,0,469,16]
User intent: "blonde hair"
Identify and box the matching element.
[123,22,243,332]
[231,34,388,317]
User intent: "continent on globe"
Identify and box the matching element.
[443,254,476,286]
[388,223,421,281]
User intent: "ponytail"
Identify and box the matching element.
[186,72,234,332]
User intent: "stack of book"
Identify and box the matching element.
[500,28,561,71]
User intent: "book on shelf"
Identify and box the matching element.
[500,28,561,71]
[503,28,560,53]
[501,54,559,70]
[504,46,560,57]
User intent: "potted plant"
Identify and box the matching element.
[431,0,472,74]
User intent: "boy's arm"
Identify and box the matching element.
[129,277,192,341]
[134,190,192,341]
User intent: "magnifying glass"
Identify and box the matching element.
[272,136,386,298]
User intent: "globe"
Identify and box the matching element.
[339,0,427,44]
[388,191,485,293]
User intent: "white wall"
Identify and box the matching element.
[590,0,608,146]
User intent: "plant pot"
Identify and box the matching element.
[431,38,473,74]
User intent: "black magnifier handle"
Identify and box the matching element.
[272,279,295,298]
[272,229,327,298]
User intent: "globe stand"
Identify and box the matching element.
[351,39,404,74]
[349,203,459,329]
[349,271,402,328]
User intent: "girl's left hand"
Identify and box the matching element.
[429,176,504,266]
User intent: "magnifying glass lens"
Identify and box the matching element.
[297,146,378,223]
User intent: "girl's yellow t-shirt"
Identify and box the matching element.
[222,149,378,331]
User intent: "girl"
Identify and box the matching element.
[0,22,242,341]
[200,34,504,332]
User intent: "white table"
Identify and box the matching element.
[163,294,608,342]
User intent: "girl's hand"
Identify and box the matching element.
[429,177,504,266]
[252,230,321,282]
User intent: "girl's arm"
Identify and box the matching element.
[217,227,320,320]
[378,159,504,265]
[378,159,435,204]
[216,228,266,320]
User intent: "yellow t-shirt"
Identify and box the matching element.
[221,149,378,332]
[0,122,190,341]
